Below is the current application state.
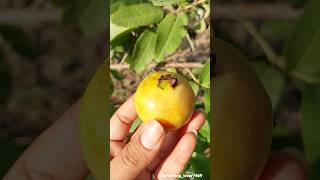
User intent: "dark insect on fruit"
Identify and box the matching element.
[157,74,178,89]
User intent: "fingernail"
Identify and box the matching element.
[140,120,165,150]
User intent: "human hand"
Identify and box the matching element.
[110,96,206,180]
[4,97,305,180]
[110,96,306,180]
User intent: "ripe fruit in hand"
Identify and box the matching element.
[212,39,273,180]
[134,71,195,130]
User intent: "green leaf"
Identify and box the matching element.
[194,20,207,34]
[190,152,210,179]
[110,21,129,42]
[199,119,210,142]
[300,85,320,166]
[151,0,185,6]
[260,20,295,41]
[130,117,142,133]
[155,13,188,61]
[199,60,210,88]
[201,4,210,20]
[204,88,210,113]
[166,67,177,73]
[111,0,150,14]
[78,0,108,36]
[111,3,164,28]
[191,67,203,75]
[284,0,320,78]
[111,69,123,80]
[79,61,108,180]
[194,134,209,153]
[253,61,285,109]
[295,31,320,77]
[111,32,134,53]
[130,30,157,73]
[189,81,199,96]
[110,0,126,14]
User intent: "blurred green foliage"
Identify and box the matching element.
[52,0,108,36]
[217,0,320,178]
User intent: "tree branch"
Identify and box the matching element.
[214,3,302,20]
[240,20,286,69]
[0,10,62,25]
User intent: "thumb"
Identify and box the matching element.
[110,120,166,180]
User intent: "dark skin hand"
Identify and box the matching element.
[4,97,306,180]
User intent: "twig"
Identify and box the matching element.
[185,68,200,84]
[214,3,302,20]
[0,10,62,25]
[120,53,128,64]
[241,20,320,84]
[186,33,195,52]
[182,0,207,11]
[240,20,286,69]
[111,62,203,70]
[291,71,320,84]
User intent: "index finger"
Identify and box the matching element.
[110,95,137,141]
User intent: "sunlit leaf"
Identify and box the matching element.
[111,0,149,14]
[204,88,210,113]
[130,30,157,73]
[199,60,210,88]
[130,117,142,133]
[111,3,164,28]
[189,81,199,96]
[110,21,129,42]
[284,0,320,79]
[154,13,188,61]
